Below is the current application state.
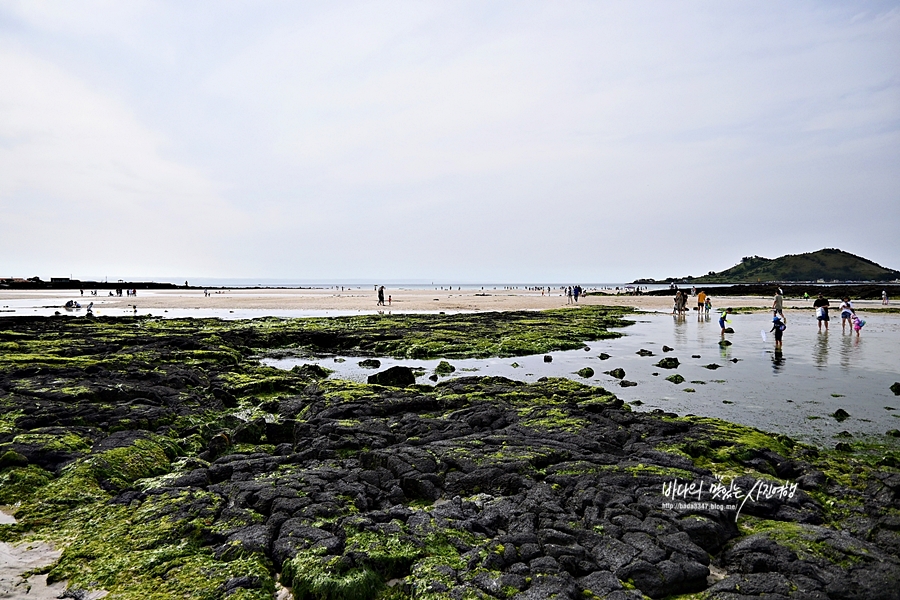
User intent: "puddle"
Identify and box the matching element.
[264,312,900,446]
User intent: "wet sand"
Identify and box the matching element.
[0,540,66,600]
[1,288,889,315]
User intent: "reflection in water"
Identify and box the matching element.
[772,350,785,374]
[837,333,865,371]
[718,343,732,360]
[813,331,829,368]
[839,333,853,371]
[672,314,689,347]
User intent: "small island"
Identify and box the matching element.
[635,248,900,284]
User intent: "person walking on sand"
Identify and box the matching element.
[839,297,855,333]
[772,289,786,323]
[884,290,889,305]
[719,307,734,336]
[813,294,830,332]
[770,315,786,350]
[377,286,385,306]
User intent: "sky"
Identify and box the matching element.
[1,1,899,284]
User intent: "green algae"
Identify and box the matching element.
[737,517,865,568]
[280,521,487,600]
[0,464,53,505]
[10,432,92,453]
[435,360,456,376]
[47,491,274,600]
[0,410,24,435]
[518,406,588,433]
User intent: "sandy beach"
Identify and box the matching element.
[0,287,891,316]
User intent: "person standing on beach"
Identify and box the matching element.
[772,290,785,322]
[674,291,680,315]
[813,294,830,332]
[884,290,889,305]
[839,297,855,333]
[696,290,707,319]
[377,286,385,306]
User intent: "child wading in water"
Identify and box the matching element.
[851,314,865,338]
[770,316,786,350]
[719,308,734,336]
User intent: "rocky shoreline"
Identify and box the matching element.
[1,311,899,599]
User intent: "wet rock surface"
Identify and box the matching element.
[0,316,899,599]
[655,358,680,369]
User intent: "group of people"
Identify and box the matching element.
[672,288,712,317]
[64,300,94,313]
[78,289,131,296]
[811,293,865,336]
[713,288,870,352]
[565,285,583,304]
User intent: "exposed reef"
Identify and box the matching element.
[1,312,899,599]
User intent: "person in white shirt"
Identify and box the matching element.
[839,297,855,333]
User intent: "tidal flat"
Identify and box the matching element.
[263,311,900,445]
[1,307,899,599]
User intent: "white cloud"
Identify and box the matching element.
[0,43,241,276]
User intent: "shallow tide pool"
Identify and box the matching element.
[263,311,900,445]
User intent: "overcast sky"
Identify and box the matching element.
[1,1,898,283]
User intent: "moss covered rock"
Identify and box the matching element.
[602,368,623,379]
[655,358,680,369]
[434,360,456,376]
[832,408,850,422]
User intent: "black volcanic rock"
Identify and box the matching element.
[367,366,416,387]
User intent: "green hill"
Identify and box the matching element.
[639,249,900,283]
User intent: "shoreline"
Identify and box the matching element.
[1,288,893,315]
